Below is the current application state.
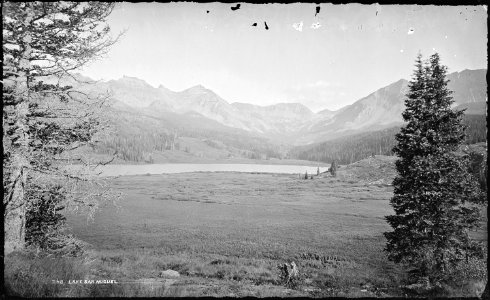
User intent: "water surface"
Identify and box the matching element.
[96,163,327,177]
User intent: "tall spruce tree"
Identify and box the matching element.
[384,53,485,284]
[3,2,121,254]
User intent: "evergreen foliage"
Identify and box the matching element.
[384,53,485,284]
[291,127,398,164]
[289,114,485,165]
[24,181,87,256]
[25,183,66,249]
[465,146,487,195]
[330,160,337,177]
[462,114,487,145]
[3,2,120,253]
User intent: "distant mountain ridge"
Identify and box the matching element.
[291,69,486,144]
[74,68,486,145]
[91,76,321,135]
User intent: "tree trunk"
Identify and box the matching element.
[4,98,29,254]
[4,153,28,254]
[4,8,33,254]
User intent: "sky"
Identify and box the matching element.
[80,3,488,112]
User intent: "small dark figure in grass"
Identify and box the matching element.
[330,160,337,177]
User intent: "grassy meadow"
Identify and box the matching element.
[5,156,487,297]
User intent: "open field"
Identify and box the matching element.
[5,156,487,297]
[66,171,406,297]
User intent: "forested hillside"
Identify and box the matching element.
[95,112,485,164]
[95,129,284,163]
[290,127,400,164]
[93,109,284,163]
[290,114,486,164]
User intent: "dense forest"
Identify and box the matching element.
[290,127,400,164]
[96,132,178,162]
[290,114,486,164]
[94,112,485,164]
[94,123,284,162]
[178,128,284,159]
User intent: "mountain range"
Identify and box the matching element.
[74,68,486,147]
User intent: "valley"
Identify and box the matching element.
[62,68,487,165]
[7,156,485,297]
[6,71,487,298]
[3,3,487,299]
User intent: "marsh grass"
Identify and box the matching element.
[5,159,487,297]
[5,250,88,297]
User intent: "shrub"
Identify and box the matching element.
[25,183,86,257]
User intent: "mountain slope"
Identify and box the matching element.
[73,68,485,148]
[447,69,487,105]
[149,85,253,131]
[454,101,486,115]
[231,102,314,134]
[290,114,486,165]
[293,69,486,145]
[294,79,409,144]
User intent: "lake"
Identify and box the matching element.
[93,163,328,177]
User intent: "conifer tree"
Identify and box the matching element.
[384,53,485,284]
[330,160,337,177]
[3,2,121,254]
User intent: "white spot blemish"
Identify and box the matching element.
[432,47,436,51]
[311,22,321,29]
[400,49,404,53]
[293,21,303,32]
[407,28,415,35]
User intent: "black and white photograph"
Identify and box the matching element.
[3,2,487,297]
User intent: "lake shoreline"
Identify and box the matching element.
[74,155,330,167]
[92,163,331,177]
[108,170,332,178]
